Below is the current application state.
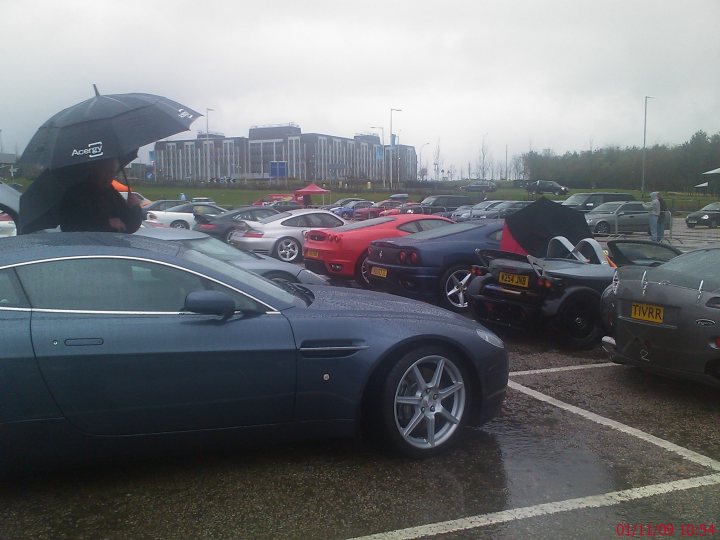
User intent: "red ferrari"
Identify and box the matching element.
[303,214,453,287]
[353,199,403,220]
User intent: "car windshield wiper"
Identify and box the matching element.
[277,280,314,304]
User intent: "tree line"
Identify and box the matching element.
[522,130,720,192]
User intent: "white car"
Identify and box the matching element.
[0,181,20,237]
[229,208,346,263]
[144,202,227,229]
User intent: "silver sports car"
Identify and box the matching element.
[602,246,720,387]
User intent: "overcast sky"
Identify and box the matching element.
[2,0,719,176]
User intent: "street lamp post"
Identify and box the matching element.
[419,142,429,181]
[641,96,653,197]
[205,107,214,183]
[389,108,402,190]
[370,125,385,188]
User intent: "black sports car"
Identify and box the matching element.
[467,239,681,348]
[193,205,280,242]
[685,202,720,229]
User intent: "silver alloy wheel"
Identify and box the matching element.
[445,269,471,308]
[393,354,466,450]
[276,238,300,262]
[170,220,189,229]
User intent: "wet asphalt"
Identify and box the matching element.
[1,327,718,540]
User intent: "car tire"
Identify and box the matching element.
[274,237,302,263]
[354,252,372,289]
[439,265,472,312]
[224,229,236,243]
[553,293,602,349]
[594,221,611,235]
[170,220,189,229]
[380,346,470,457]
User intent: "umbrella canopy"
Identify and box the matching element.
[500,197,592,257]
[294,182,330,195]
[19,91,201,170]
[695,181,709,188]
[19,91,199,233]
[702,167,720,175]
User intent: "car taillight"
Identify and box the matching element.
[398,251,407,263]
[243,230,264,238]
[471,266,488,277]
[409,251,419,265]
[536,276,563,289]
[147,212,157,220]
[197,223,215,231]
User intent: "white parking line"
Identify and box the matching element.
[351,473,720,540]
[510,362,618,376]
[508,381,720,472]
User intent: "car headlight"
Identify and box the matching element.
[586,218,595,224]
[460,212,470,218]
[701,214,709,219]
[476,328,504,348]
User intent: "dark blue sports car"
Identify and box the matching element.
[366,220,504,312]
[0,232,507,470]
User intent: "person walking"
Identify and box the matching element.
[644,192,661,242]
[657,193,669,241]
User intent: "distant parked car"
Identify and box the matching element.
[367,220,504,312]
[461,180,496,193]
[145,202,227,229]
[471,200,532,219]
[193,206,281,242]
[561,192,635,212]
[303,214,453,287]
[685,202,720,228]
[457,200,506,221]
[399,195,473,217]
[353,199,404,220]
[268,200,303,212]
[320,197,365,210]
[0,181,20,236]
[191,197,216,204]
[229,208,346,263]
[527,180,569,195]
[380,202,420,216]
[584,201,665,235]
[330,200,373,219]
[141,199,184,219]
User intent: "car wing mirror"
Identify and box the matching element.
[184,290,236,320]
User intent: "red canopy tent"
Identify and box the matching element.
[294,183,330,206]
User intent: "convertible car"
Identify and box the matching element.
[601,246,720,387]
[467,238,681,348]
[0,233,508,469]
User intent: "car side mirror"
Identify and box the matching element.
[184,290,236,320]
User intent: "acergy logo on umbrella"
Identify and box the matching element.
[71,141,104,158]
[18,86,201,233]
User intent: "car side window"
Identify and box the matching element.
[0,268,29,308]
[282,216,303,227]
[314,214,344,227]
[624,203,644,212]
[15,258,215,312]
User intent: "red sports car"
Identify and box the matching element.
[380,202,420,216]
[353,199,403,220]
[303,214,453,287]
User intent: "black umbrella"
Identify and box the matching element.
[19,88,201,170]
[18,89,200,233]
[500,197,592,257]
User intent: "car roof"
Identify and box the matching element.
[135,227,209,241]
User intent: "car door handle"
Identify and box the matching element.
[64,338,104,346]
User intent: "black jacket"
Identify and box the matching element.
[59,181,143,233]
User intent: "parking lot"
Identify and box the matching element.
[1,328,717,540]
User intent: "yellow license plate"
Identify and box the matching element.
[498,271,529,288]
[370,266,388,278]
[630,302,664,323]
[306,250,319,258]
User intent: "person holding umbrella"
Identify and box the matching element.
[56,157,143,233]
[18,87,201,234]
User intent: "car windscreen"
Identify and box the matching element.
[562,195,587,205]
[259,212,292,224]
[700,203,720,211]
[649,249,720,291]
[419,197,438,205]
[589,202,623,213]
[472,201,499,210]
[404,221,485,240]
[179,248,300,304]
[180,237,261,262]
[493,201,519,210]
